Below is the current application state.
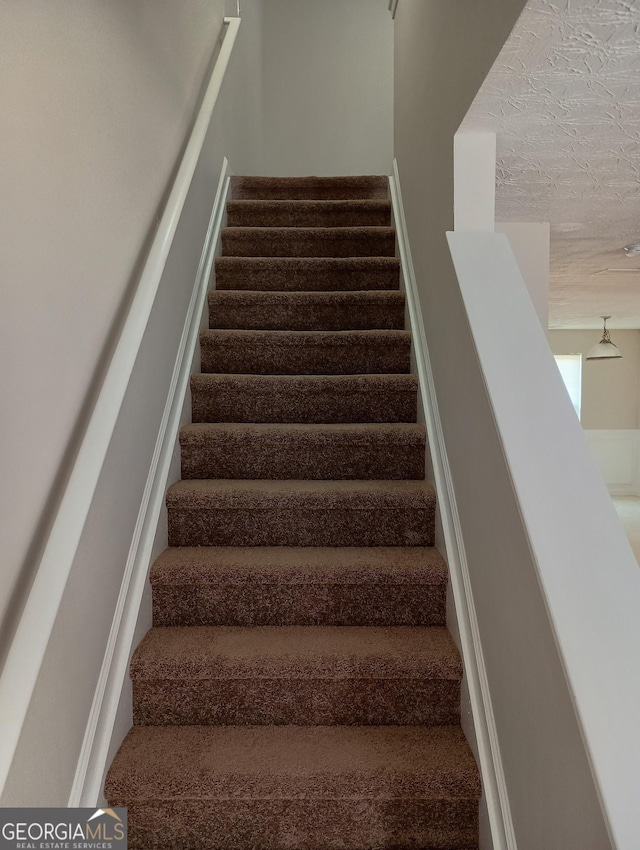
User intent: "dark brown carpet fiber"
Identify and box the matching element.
[105,175,480,849]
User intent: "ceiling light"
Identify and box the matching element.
[624,243,640,256]
[588,268,640,276]
[585,316,622,361]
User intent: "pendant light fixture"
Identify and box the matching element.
[585,316,622,360]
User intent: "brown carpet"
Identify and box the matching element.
[221,226,397,258]
[208,289,406,330]
[105,175,480,849]
[214,256,401,291]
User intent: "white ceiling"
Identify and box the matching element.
[461,0,640,329]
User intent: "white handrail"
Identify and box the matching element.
[0,16,241,796]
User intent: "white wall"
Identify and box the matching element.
[394,1,611,847]
[261,0,393,176]
[0,1,263,804]
[548,329,640,429]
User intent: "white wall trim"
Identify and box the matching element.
[0,17,241,799]
[69,160,231,806]
[389,161,516,850]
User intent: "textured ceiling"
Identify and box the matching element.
[461,0,640,329]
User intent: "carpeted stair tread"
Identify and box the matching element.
[132,626,462,680]
[190,373,418,424]
[227,199,392,228]
[167,478,434,508]
[150,546,448,627]
[179,422,425,480]
[106,725,480,800]
[106,728,480,848]
[208,289,405,330]
[130,626,462,726]
[166,479,435,548]
[230,174,389,200]
[200,329,411,375]
[106,169,479,847]
[151,546,447,585]
[221,226,396,258]
[214,256,400,291]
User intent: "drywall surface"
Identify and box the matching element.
[0,1,263,804]
[0,0,216,650]
[394,1,611,847]
[496,222,550,328]
[454,132,496,232]
[548,329,640,429]
[261,0,393,176]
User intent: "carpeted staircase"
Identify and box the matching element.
[105,176,481,849]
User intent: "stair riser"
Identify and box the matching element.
[190,380,418,424]
[230,175,389,200]
[200,333,411,375]
[114,800,479,850]
[214,257,400,291]
[221,228,396,258]
[208,294,405,331]
[167,506,434,548]
[152,584,447,627]
[180,439,424,480]
[132,679,460,726]
[226,201,391,228]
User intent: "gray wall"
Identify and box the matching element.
[549,329,640,429]
[394,1,612,847]
[261,0,393,176]
[0,0,264,804]
[0,0,263,659]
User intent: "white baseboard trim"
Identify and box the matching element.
[389,160,516,850]
[69,158,231,807]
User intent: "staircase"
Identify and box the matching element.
[105,176,481,849]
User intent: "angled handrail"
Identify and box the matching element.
[0,16,241,797]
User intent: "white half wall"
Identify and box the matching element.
[261,0,394,176]
[394,0,615,846]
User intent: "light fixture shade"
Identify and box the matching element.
[586,340,622,360]
[585,316,622,360]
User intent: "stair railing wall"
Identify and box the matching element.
[0,17,243,804]
[446,230,640,850]
[392,160,640,849]
[389,165,515,850]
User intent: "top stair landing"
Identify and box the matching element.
[230,175,389,200]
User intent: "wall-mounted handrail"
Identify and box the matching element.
[0,15,241,797]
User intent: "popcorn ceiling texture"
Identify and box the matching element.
[462,0,640,328]
[105,175,480,848]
